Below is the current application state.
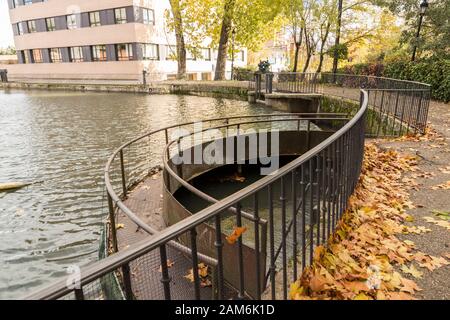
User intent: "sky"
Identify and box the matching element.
[0,0,14,48]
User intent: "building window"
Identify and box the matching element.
[114,8,127,24]
[32,49,43,63]
[24,0,33,5]
[143,44,159,60]
[186,50,195,61]
[50,48,62,63]
[89,11,101,27]
[201,48,211,61]
[116,44,134,61]
[24,50,30,64]
[17,23,24,35]
[69,47,84,62]
[91,45,107,62]
[27,20,37,33]
[236,50,245,62]
[143,8,155,25]
[46,18,56,31]
[67,14,79,30]
[166,45,177,60]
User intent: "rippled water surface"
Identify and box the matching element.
[0,89,277,299]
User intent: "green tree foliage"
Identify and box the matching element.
[376,0,450,59]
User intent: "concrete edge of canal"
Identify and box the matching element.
[0,81,250,101]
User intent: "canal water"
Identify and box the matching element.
[0,89,279,299]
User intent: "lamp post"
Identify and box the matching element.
[230,28,236,80]
[411,0,429,62]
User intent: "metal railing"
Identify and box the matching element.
[25,73,431,300]
[25,103,366,300]
[250,72,430,135]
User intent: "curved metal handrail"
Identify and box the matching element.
[25,90,370,301]
[162,116,350,216]
[25,73,432,300]
[104,113,348,236]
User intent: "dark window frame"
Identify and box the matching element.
[49,48,63,63]
[114,8,127,24]
[69,46,84,63]
[116,43,134,61]
[91,45,107,62]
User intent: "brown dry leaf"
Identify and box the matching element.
[400,265,423,279]
[418,255,449,271]
[388,292,415,300]
[226,226,248,245]
[424,217,450,231]
[116,223,125,230]
[184,263,211,287]
[289,143,437,301]
[439,166,450,174]
[158,260,175,273]
[431,181,450,190]
[445,254,450,260]
[400,277,421,294]
[309,274,328,292]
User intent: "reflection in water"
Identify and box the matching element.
[0,89,278,299]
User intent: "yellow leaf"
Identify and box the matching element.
[116,223,125,230]
[401,265,423,279]
[354,293,371,300]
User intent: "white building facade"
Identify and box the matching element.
[6,0,247,82]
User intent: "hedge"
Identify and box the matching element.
[337,59,450,102]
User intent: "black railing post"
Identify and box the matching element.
[122,263,134,300]
[159,245,172,300]
[190,229,201,300]
[236,202,245,300]
[107,193,119,253]
[119,150,127,198]
[253,193,261,300]
[214,214,224,300]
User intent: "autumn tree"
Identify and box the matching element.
[168,0,187,80]
[376,0,450,59]
[214,0,236,80]
[280,0,305,72]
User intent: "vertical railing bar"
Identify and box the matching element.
[159,245,172,300]
[122,263,134,300]
[268,184,276,299]
[236,202,245,300]
[253,193,262,300]
[214,214,224,300]
[292,170,298,282]
[107,194,119,254]
[119,149,127,198]
[190,229,201,300]
[315,155,321,246]
[308,160,314,266]
[300,165,306,270]
[74,288,85,301]
[280,176,288,300]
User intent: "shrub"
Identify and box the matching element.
[336,58,449,102]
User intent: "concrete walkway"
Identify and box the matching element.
[377,100,450,300]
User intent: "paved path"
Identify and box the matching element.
[377,100,450,300]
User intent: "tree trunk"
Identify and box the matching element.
[332,0,344,75]
[169,0,187,80]
[316,22,331,74]
[302,28,311,73]
[302,53,312,73]
[214,0,235,81]
[292,28,303,73]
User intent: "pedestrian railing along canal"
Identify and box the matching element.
[25,74,431,300]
